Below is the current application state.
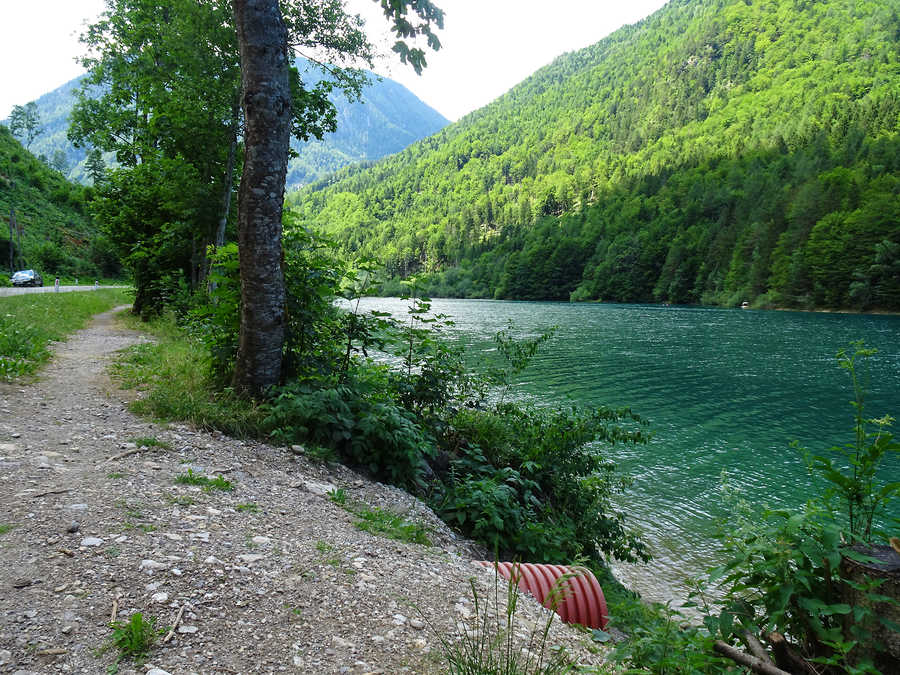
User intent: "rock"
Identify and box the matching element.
[145,669,172,675]
[66,503,88,511]
[66,521,80,533]
[151,592,169,603]
[409,618,425,630]
[140,559,167,574]
[251,536,270,546]
[177,625,198,634]
[0,650,11,665]
[296,479,337,496]
[80,536,103,547]
[237,554,265,564]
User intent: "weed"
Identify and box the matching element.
[100,612,165,669]
[107,472,125,479]
[174,469,233,492]
[327,488,347,505]
[129,436,172,450]
[299,443,339,464]
[164,493,196,506]
[236,502,260,513]
[105,547,121,558]
[315,540,335,553]
[352,506,431,546]
[0,524,13,535]
[428,565,572,674]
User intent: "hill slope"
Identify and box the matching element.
[0,125,116,279]
[290,0,900,311]
[4,61,449,189]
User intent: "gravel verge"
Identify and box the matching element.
[0,307,610,674]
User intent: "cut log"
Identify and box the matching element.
[840,543,900,668]
[766,632,818,675]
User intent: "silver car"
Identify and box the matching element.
[10,269,43,287]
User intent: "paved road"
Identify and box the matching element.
[0,285,126,297]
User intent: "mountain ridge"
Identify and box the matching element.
[290,0,900,311]
[3,61,449,189]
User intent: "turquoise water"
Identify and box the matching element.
[356,298,900,604]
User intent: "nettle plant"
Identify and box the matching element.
[697,342,899,674]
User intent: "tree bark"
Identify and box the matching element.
[230,0,290,398]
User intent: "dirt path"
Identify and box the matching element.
[0,308,606,674]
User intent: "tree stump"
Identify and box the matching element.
[840,544,900,669]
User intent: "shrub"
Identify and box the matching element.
[264,370,436,489]
[697,342,899,673]
[435,403,650,565]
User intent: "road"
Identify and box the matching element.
[0,285,126,297]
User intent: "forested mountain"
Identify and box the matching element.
[3,60,448,189]
[0,126,117,278]
[291,0,900,311]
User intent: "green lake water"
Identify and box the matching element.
[356,298,900,605]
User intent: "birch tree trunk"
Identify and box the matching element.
[231,0,290,397]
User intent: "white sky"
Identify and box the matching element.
[0,0,669,122]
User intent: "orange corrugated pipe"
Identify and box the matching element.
[475,561,609,629]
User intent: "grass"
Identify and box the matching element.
[236,502,260,513]
[430,567,573,675]
[110,313,264,437]
[100,612,165,670]
[352,505,432,546]
[0,524,13,535]
[0,288,132,380]
[164,493,196,506]
[174,468,233,492]
[129,436,172,450]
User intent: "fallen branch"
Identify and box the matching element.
[31,488,72,498]
[741,630,774,664]
[98,446,148,466]
[163,605,186,643]
[713,640,792,675]
[110,599,118,623]
[35,648,67,656]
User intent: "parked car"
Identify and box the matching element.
[10,270,43,287]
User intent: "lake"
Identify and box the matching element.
[354,298,900,605]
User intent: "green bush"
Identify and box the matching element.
[696,342,899,673]
[264,371,436,489]
[435,403,650,564]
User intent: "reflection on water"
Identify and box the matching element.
[353,298,900,604]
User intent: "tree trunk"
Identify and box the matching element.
[230,0,290,398]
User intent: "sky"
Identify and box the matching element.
[0,0,670,122]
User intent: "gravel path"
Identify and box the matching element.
[0,307,608,674]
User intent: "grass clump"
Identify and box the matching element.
[352,505,431,546]
[129,436,172,450]
[100,612,165,670]
[0,289,131,380]
[0,524,13,535]
[174,468,233,492]
[236,502,260,513]
[111,313,264,438]
[431,568,573,675]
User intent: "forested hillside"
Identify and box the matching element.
[291,0,900,310]
[0,125,117,278]
[3,59,448,189]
